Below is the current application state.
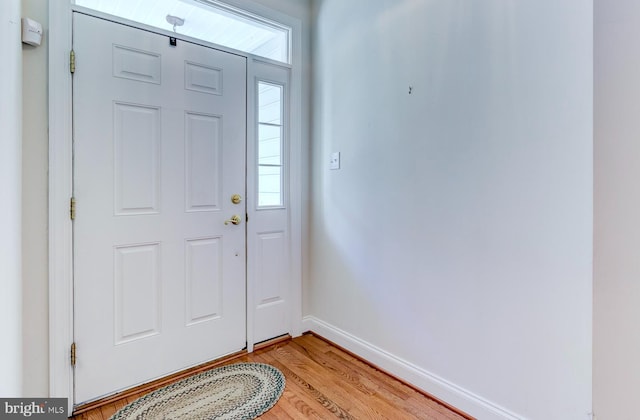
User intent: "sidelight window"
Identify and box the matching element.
[257,82,284,207]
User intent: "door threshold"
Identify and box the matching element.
[253,333,291,350]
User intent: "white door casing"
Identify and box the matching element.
[73,13,246,403]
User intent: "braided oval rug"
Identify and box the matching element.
[109,363,285,420]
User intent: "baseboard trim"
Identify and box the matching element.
[302,316,522,420]
[306,331,475,420]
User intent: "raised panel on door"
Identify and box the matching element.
[114,243,161,344]
[113,103,161,215]
[185,112,222,212]
[253,231,289,343]
[185,237,223,325]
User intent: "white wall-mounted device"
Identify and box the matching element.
[21,18,43,46]
[330,152,341,170]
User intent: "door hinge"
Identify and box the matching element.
[246,213,249,223]
[70,342,77,367]
[70,197,76,220]
[70,50,76,74]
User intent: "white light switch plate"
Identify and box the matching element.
[330,152,340,170]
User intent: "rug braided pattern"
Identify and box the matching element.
[109,363,285,420]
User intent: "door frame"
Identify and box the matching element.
[48,0,304,412]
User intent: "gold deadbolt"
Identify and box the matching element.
[224,215,242,225]
[231,194,242,205]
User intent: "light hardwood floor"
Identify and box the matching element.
[72,333,471,419]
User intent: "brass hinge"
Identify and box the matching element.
[70,342,77,367]
[70,50,76,74]
[70,197,76,220]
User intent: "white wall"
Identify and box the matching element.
[594,1,640,418]
[0,0,23,397]
[309,1,592,419]
[22,0,50,397]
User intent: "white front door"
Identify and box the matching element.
[73,13,247,404]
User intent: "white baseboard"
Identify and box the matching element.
[301,316,523,420]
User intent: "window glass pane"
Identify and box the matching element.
[258,166,281,207]
[258,84,282,124]
[74,0,291,63]
[257,81,284,207]
[259,125,281,165]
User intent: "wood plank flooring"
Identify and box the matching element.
[72,333,471,420]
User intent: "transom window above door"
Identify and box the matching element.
[73,0,291,63]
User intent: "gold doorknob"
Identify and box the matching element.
[224,215,242,225]
[231,194,242,205]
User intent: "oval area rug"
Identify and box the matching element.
[109,363,285,420]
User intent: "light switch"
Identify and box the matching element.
[330,152,340,170]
